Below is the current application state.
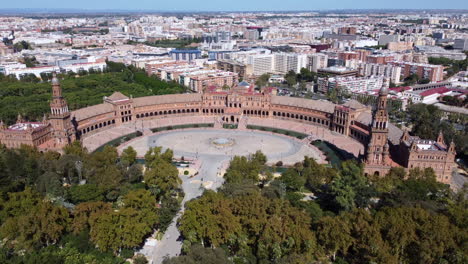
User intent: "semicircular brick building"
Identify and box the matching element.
[0,77,456,184]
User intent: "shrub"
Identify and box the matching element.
[276,161,283,167]
[184,170,189,175]
[133,254,148,264]
[120,248,134,259]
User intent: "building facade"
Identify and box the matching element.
[0,79,456,184]
[363,86,456,183]
[0,74,75,150]
[393,62,444,82]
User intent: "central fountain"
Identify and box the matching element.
[211,137,235,147]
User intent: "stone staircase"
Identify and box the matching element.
[238,115,248,130]
[214,117,223,129]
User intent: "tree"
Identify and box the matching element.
[89,207,157,254]
[71,201,112,234]
[298,68,315,82]
[328,161,372,211]
[162,244,232,264]
[1,200,70,251]
[36,171,64,197]
[180,191,316,262]
[121,146,137,167]
[14,41,33,52]
[372,167,406,193]
[316,216,354,261]
[64,141,88,158]
[224,156,261,184]
[68,184,105,204]
[255,73,270,88]
[86,146,123,188]
[285,70,297,87]
[144,159,180,198]
[126,163,144,183]
[403,73,420,86]
[0,187,42,224]
[179,191,241,248]
[144,147,173,165]
[134,254,149,264]
[280,169,306,192]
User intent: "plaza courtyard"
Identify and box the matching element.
[121,129,325,165]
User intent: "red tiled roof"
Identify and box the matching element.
[389,86,411,93]
[419,87,450,97]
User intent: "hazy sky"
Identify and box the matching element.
[2,0,467,11]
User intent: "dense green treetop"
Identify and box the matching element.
[0,62,186,125]
[0,141,182,263]
[170,153,468,264]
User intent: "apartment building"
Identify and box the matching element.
[318,76,385,93]
[273,53,308,74]
[217,59,252,79]
[307,53,328,72]
[357,63,402,84]
[392,62,444,82]
[246,54,274,76]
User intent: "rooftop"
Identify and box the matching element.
[418,87,450,97]
[7,122,46,131]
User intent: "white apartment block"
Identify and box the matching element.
[61,62,107,73]
[318,76,385,94]
[357,63,402,84]
[246,54,274,76]
[0,62,26,75]
[273,53,308,74]
[6,65,60,79]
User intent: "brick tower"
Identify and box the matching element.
[366,86,391,168]
[49,73,75,148]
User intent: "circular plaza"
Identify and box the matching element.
[120,129,325,165]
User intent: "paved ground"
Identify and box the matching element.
[451,170,468,191]
[123,129,324,165]
[122,129,325,264]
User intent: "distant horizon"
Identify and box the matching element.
[0,7,467,15]
[1,0,467,13]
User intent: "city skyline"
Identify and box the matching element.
[1,0,468,12]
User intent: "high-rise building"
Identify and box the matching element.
[273,53,308,74]
[392,62,444,82]
[170,49,202,62]
[366,54,394,64]
[307,53,328,72]
[318,76,385,94]
[454,39,468,51]
[217,59,253,79]
[378,34,399,46]
[246,54,274,76]
[357,63,402,84]
[338,27,357,35]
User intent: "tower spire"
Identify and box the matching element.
[51,73,62,98]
